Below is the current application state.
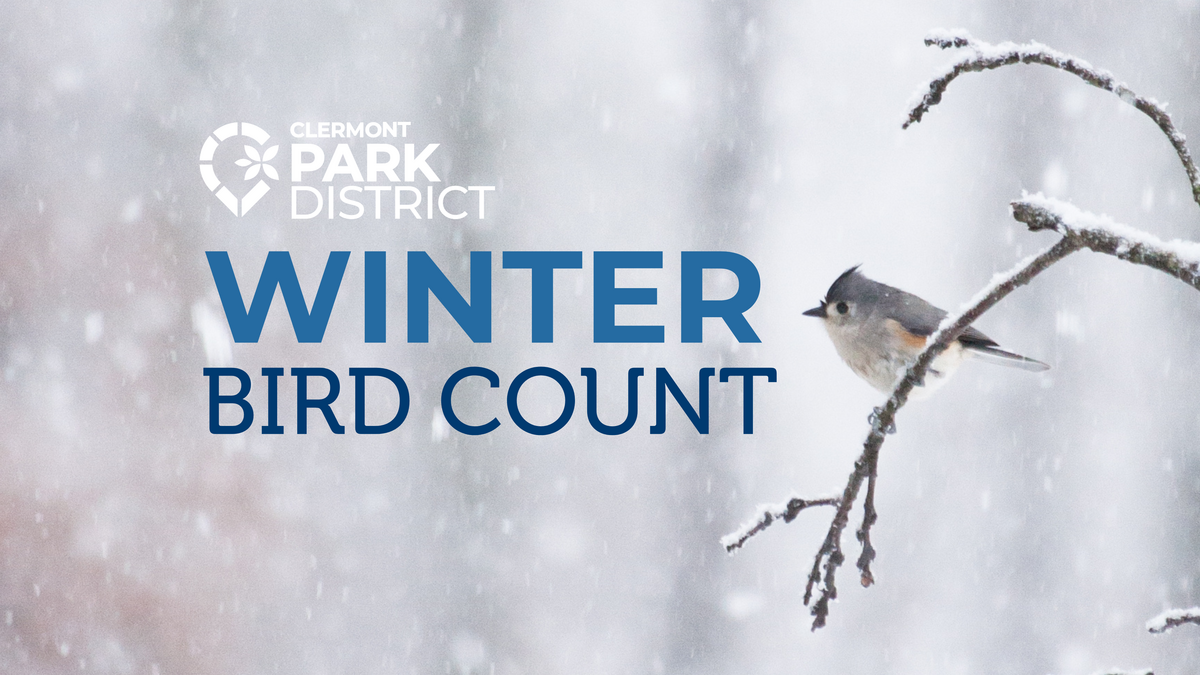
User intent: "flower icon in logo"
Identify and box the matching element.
[235,145,279,181]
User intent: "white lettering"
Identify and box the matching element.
[291,186,322,218]
[395,187,422,218]
[365,186,389,218]
[468,186,496,219]
[289,121,411,138]
[438,186,467,219]
[291,144,325,181]
[322,144,364,182]
[366,144,402,182]
[405,143,440,182]
[339,186,364,219]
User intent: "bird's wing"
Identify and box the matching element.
[887,288,999,348]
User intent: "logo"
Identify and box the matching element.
[198,123,279,216]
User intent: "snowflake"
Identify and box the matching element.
[235,144,279,181]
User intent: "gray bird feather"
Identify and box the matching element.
[823,266,1049,372]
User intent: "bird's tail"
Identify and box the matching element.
[966,345,1051,372]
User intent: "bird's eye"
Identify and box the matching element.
[836,301,849,315]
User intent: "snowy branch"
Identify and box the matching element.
[904,29,1200,210]
[1012,194,1200,291]
[797,235,1080,629]
[795,194,1200,629]
[1146,607,1200,634]
[724,33,1200,632]
[732,198,1200,631]
[721,495,839,553]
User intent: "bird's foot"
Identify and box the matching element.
[868,407,897,435]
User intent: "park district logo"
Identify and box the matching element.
[198,122,279,216]
[197,120,495,221]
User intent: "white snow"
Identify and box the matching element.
[84,311,104,344]
[721,497,791,550]
[1145,606,1200,633]
[923,27,974,46]
[907,30,1130,123]
[920,241,1061,358]
[929,29,1109,80]
[1020,192,1200,265]
[190,301,233,367]
[721,494,836,551]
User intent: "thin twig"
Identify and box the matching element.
[801,236,1081,629]
[724,35,1200,631]
[904,30,1200,210]
[1145,606,1200,634]
[721,496,840,553]
[798,195,1200,629]
[855,470,877,587]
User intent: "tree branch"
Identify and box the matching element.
[729,197,1198,629]
[1146,607,1200,634]
[1012,194,1200,290]
[723,34,1200,632]
[797,194,1200,629]
[855,470,878,587]
[904,29,1200,211]
[721,495,839,553]
[800,235,1081,629]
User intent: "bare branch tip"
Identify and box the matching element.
[856,549,876,587]
[923,29,975,50]
[803,32,1200,635]
[1146,607,1200,634]
[1010,199,1064,233]
[721,495,840,553]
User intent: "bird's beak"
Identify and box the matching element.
[802,303,827,318]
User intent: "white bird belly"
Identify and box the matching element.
[824,318,965,397]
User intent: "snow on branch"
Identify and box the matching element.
[725,236,1086,630]
[728,199,1200,630]
[905,29,1200,210]
[1012,194,1200,291]
[1146,607,1200,634]
[721,495,839,553]
[794,235,1081,629]
[725,33,1200,632]
[788,194,1199,629]
[729,189,1200,629]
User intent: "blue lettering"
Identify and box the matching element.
[205,251,349,343]
[407,252,491,342]
[681,251,761,343]
[593,251,664,343]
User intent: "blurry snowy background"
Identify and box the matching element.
[3,0,1200,673]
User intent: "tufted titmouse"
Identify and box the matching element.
[803,266,1049,397]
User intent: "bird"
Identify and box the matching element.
[803,266,1049,397]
